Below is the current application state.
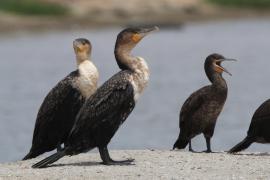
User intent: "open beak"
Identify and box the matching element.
[217,58,237,76]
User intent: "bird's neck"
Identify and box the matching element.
[76,59,99,98]
[115,45,150,102]
[211,73,227,90]
[115,46,149,74]
[76,55,89,66]
[77,59,98,81]
[115,45,137,71]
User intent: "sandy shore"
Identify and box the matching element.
[0,150,269,179]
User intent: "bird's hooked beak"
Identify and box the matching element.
[215,58,237,76]
[140,26,159,36]
[132,26,159,43]
[73,40,84,52]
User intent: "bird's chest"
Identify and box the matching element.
[76,76,96,98]
[72,63,98,98]
[195,94,226,125]
[129,71,149,102]
[129,58,150,102]
[203,100,223,118]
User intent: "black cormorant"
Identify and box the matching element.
[23,38,99,160]
[229,99,270,153]
[32,26,158,168]
[173,53,236,152]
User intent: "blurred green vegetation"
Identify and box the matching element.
[208,0,270,9]
[0,0,69,16]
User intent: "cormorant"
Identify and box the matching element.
[173,53,236,152]
[23,38,99,160]
[32,26,158,168]
[229,99,270,153]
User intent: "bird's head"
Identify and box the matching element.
[204,53,236,78]
[73,38,92,62]
[115,26,159,51]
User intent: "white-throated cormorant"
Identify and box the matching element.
[32,26,158,168]
[23,38,99,160]
[229,99,270,153]
[173,53,236,152]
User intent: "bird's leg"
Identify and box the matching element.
[57,143,63,152]
[203,136,212,153]
[188,140,196,152]
[99,146,135,165]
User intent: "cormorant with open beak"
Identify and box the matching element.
[23,38,99,160]
[229,100,270,153]
[173,53,236,152]
[32,26,158,168]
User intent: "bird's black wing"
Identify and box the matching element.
[179,86,209,129]
[250,99,270,121]
[32,71,81,148]
[248,99,270,136]
[68,72,135,150]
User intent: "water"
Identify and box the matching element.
[0,19,270,163]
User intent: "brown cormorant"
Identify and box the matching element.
[23,38,99,160]
[229,99,270,153]
[32,26,158,168]
[173,53,236,152]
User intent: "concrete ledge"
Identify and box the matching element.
[0,150,269,179]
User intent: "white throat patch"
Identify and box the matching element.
[130,56,150,102]
[73,60,99,98]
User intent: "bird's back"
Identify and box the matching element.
[248,99,270,141]
[66,70,135,154]
[31,71,84,152]
[180,85,227,137]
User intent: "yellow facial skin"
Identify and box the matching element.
[132,33,142,43]
[74,44,90,53]
[214,65,224,73]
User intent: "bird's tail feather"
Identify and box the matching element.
[22,151,40,160]
[229,137,253,153]
[173,136,189,150]
[32,150,66,168]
